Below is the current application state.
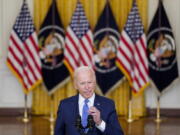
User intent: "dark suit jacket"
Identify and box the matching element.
[54,94,124,135]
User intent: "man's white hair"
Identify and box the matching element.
[74,66,95,80]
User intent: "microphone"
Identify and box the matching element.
[75,115,83,131]
[75,115,88,135]
[87,115,95,130]
[75,115,95,135]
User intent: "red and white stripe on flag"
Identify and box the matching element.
[117,31,149,93]
[64,1,94,74]
[6,1,42,94]
[116,1,149,93]
[64,27,94,72]
[7,31,42,94]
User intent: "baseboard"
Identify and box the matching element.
[0,108,31,117]
[147,108,180,117]
[0,108,180,117]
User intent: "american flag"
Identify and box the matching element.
[116,1,149,93]
[64,1,94,73]
[6,1,42,94]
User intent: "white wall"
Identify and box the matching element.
[0,0,2,59]
[0,0,180,109]
[0,0,33,108]
[145,0,180,109]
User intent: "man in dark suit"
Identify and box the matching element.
[54,66,124,135]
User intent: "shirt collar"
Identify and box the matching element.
[78,93,95,106]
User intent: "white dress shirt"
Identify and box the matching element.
[78,94,106,132]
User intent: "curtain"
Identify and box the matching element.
[32,0,147,117]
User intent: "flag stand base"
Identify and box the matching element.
[155,118,162,123]
[22,117,30,123]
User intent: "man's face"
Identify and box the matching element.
[74,69,96,99]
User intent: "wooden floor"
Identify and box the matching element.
[0,116,180,135]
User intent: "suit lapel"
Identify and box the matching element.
[71,94,79,116]
[94,94,102,112]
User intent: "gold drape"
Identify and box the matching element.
[32,0,147,117]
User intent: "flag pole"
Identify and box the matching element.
[49,94,55,122]
[48,0,55,123]
[106,0,110,36]
[23,122,28,135]
[156,0,162,121]
[22,0,29,123]
[155,96,162,122]
[156,119,160,135]
[22,94,29,123]
[155,0,162,123]
[127,87,134,123]
[49,95,55,135]
[127,0,135,123]
[50,117,55,135]
[43,94,55,122]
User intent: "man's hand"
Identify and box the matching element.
[89,106,102,125]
